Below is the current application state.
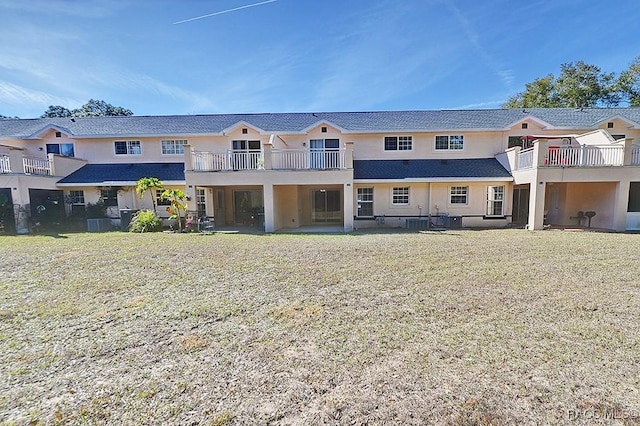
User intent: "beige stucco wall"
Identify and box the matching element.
[0,174,61,206]
[545,182,616,229]
[273,185,300,229]
[353,181,512,229]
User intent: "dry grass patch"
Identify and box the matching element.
[0,230,639,424]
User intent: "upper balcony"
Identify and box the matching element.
[188,144,351,172]
[0,151,87,178]
[1,155,52,175]
[516,144,637,170]
[500,133,639,172]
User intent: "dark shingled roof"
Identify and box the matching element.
[2,108,640,138]
[57,163,185,184]
[353,159,512,180]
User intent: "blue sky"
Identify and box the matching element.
[1,0,639,118]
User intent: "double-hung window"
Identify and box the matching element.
[68,190,85,215]
[435,135,464,150]
[68,190,85,205]
[156,190,171,206]
[384,136,413,151]
[101,188,119,206]
[114,140,141,155]
[161,139,187,155]
[357,187,374,217]
[450,186,468,204]
[486,186,505,216]
[392,187,409,205]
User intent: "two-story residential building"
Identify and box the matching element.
[0,108,639,234]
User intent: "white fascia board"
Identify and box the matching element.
[592,114,640,129]
[505,115,556,130]
[70,132,228,139]
[56,180,186,187]
[28,124,73,139]
[340,127,509,134]
[300,120,348,134]
[221,120,268,135]
[354,177,513,183]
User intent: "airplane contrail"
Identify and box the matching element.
[173,0,278,24]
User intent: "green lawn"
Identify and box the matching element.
[1,230,639,424]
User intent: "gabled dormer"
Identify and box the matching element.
[594,115,640,140]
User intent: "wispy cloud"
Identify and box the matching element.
[0,0,123,18]
[0,81,81,111]
[440,0,515,89]
[173,0,277,25]
[449,99,506,110]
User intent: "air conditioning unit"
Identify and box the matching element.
[87,218,113,232]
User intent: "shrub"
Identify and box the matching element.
[129,209,162,233]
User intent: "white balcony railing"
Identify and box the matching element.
[632,146,640,165]
[23,157,52,175]
[0,156,10,173]
[192,148,346,171]
[272,148,345,170]
[192,150,263,171]
[544,145,624,167]
[517,148,534,169]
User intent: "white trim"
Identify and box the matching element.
[221,120,268,135]
[27,124,73,139]
[354,177,513,183]
[505,115,556,130]
[300,119,348,134]
[592,114,640,129]
[434,134,464,151]
[56,180,186,187]
[114,140,142,155]
[391,186,410,205]
[383,135,414,152]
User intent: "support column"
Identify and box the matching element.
[343,182,354,232]
[8,149,24,173]
[528,179,546,230]
[612,180,630,232]
[263,183,275,233]
[184,144,193,171]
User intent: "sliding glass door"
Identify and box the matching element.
[311,189,341,223]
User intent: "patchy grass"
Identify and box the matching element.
[0,230,639,424]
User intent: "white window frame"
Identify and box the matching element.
[450,186,468,205]
[435,135,464,150]
[68,190,85,205]
[114,140,141,155]
[161,139,187,155]
[384,136,413,151]
[46,143,75,157]
[356,187,374,217]
[392,187,409,205]
[156,189,171,206]
[486,186,505,216]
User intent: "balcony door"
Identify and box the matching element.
[231,140,261,170]
[310,139,339,169]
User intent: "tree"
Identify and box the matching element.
[41,105,72,118]
[74,99,133,117]
[136,177,164,213]
[617,56,640,106]
[39,99,133,118]
[160,189,188,232]
[503,61,620,108]
[503,74,559,108]
[555,61,617,108]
